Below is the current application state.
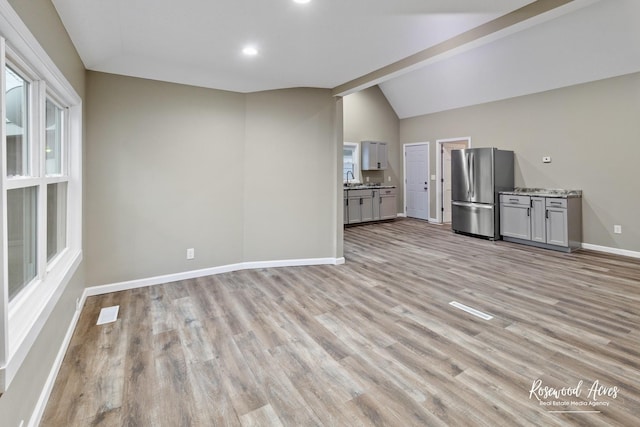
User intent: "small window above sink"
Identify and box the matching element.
[343,142,361,184]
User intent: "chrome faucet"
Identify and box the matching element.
[346,170,355,184]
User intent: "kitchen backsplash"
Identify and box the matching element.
[361,169,385,184]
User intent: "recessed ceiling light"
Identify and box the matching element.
[242,46,258,56]
[293,0,311,4]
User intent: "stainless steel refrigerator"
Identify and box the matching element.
[451,147,514,240]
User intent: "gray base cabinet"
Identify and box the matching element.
[344,187,396,225]
[343,192,348,225]
[347,189,373,224]
[379,188,397,220]
[500,195,531,240]
[500,194,581,252]
[361,192,374,222]
[545,198,569,247]
[530,197,546,243]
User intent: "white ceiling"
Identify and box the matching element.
[380,0,640,118]
[51,0,640,118]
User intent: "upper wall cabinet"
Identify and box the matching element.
[361,141,388,170]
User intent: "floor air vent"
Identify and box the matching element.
[97,305,120,325]
[449,301,493,320]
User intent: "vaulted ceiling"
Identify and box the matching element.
[52,0,640,119]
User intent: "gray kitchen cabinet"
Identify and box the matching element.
[545,198,569,247]
[360,191,374,222]
[347,191,363,224]
[500,195,531,240]
[361,141,388,170]
[346,189,374,224]
[344,191,348,225]
[378,143,388,170]
[379,187,397,220]
[372,190,381,220]
[344,187,397,225]
[530,197,546,243]
[500,192,581,252]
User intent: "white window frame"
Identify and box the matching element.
[44,95,69,266]
[0,1,82,393]
[44,94,68,179]
[4,59,35,178]
[343,142,361,184]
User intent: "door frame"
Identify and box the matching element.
[403,142,430,220]
[436,137,471,224]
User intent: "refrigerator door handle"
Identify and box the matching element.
[452,201,494,209]
[470,152,475,198]
[466,152,471,198]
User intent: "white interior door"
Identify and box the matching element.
[443,147,454,223]
[405,144,429,220]
[442,142,468,223]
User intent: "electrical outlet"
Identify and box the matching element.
[614,225,622,234]
[366,176,370,182]
[186,248,195,260]
[388,176,391,182]
[76,297,81,311]
[542,156,551,163]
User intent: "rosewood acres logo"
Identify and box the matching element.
[529,378,620,413]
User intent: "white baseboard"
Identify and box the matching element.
[85,257,346,297]
[398,213,439,222]
[581,243,640,259]
[29,292,87,427]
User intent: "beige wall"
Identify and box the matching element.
[86,73,341,285]
[343,86,402,212]
[86,72,246,284]
[401,72,640,252]
[244,88,339,261]
[1,0,86,426]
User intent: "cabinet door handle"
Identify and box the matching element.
[545,210,549,219]
[346,199,349,206]
[530,199,533,208]
[360,198,363,205]
[527,208,530,217]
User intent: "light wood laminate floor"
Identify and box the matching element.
[42,219,640,426]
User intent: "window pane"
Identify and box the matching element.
[343,147,355,181]
[8,187,38,300]
[46,99,64,175]
[5,66,30,177]
[47,182,68,261]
